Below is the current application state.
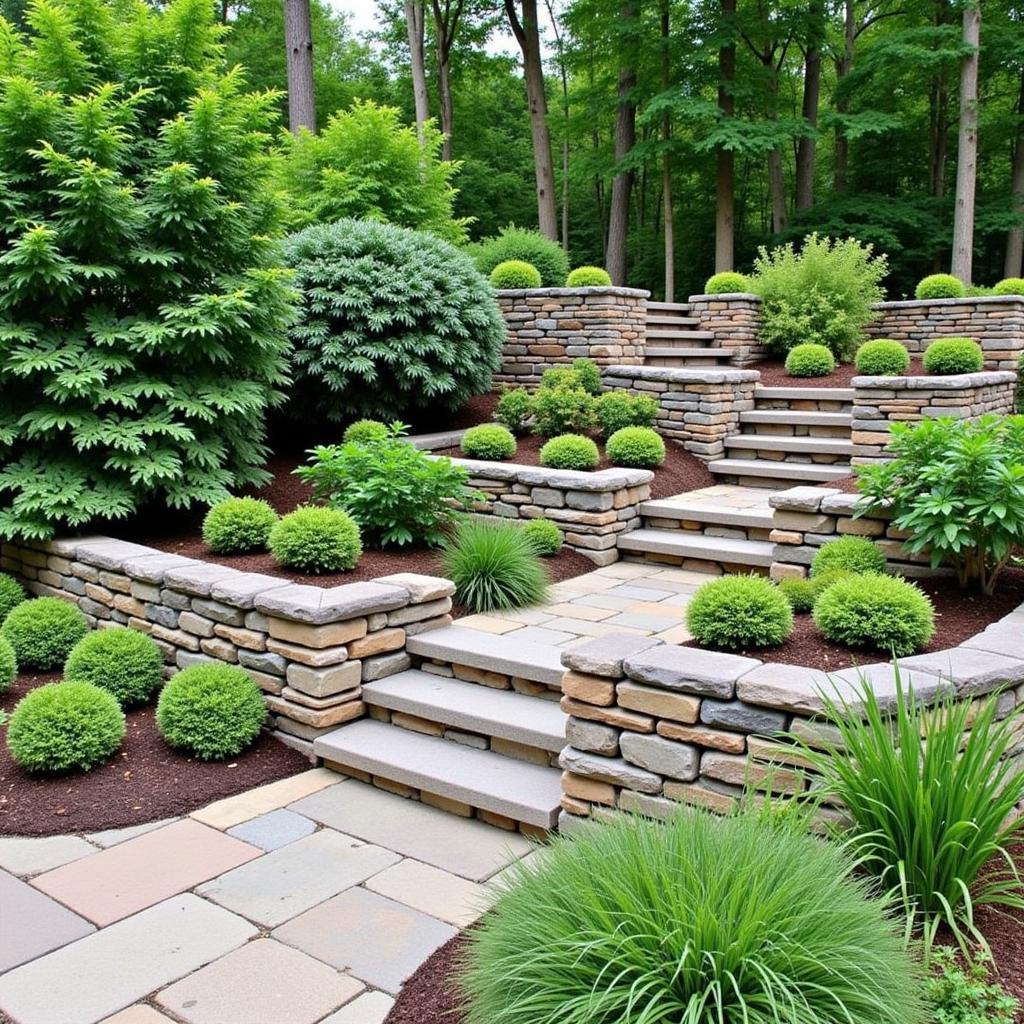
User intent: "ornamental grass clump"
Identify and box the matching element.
[462,808,924,1024]
[605,426,665,468]
[1,598,88,670]
[522,518,563,556]
[686,575,793,650]
[461,425,517,461]
[202,497,278,554]
[922,338,984,375]
[811,536,887,577]
[566,266,611,287]
[785,343,835,377]
[0,573,25,625]
[269,507,362,573]
[540,435,600,471]
[64,629,165,707]
[915,274,966,300]
[490,260,542,289]
[855,340,910,376]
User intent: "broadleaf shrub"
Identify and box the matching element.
[922,338,984,375]
[268,506,362,573]
[539,434,599,471]
[595,391,658,437]
[490,260,541,289]
[0,635,16,693]
[202,497,278,554]
[686,575,793,650]
[461,425,517,461]
[0,573,25,625]
[468,226,569,288]
[992,277,1024,297]
[565,266,611,287]
[531,387,595,437]
[855,339,910,375]
[785,343,835,377]
[284,218,504,424]
[0,0,296,542]
[64,628,165,707]
[811,536,887,577]
[915,274,965,300]
[1,597,88,670]
[605,426,665,468]
[494,388,533,435]
[343,420,389,445]
[522,518,562,556]
[570,358,602,396]
[924,949,1018,1022]
[704,270,749,294]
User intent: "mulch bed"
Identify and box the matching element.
[0,671,309,836]
[756,356,928,388]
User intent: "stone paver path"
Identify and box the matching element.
[0,769,536,1024]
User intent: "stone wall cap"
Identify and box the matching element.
[372,573,455,603]
[121,552,204,583]
[768,486,833,512]
[625,645,761,698]
[562,634,663,677]
[436,456,654,491]
[687,292,762,303]
[852,371,1016,389]
[819,492,870,515]
[210,572,295,609]
[495,286,651,299]
[604,365,761,384]
[163,561,250,597]
[255,581,410,624]
[875,296,1024,309]
[74,538,160,571]
[898,646,1024,696]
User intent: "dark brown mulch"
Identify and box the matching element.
[0,672,310,837]
[756,356,928,388]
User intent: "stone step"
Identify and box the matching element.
[314,720,563,829]
[723,434,856,457]
[646,313,700,327]
[646,329,715,342]
[739,410,852,429]
[754,386,855,403]
[362,670,566,753]
[709,458,853,483]
[644,348,730,364]
[647,301,693,313]
[406,625,565,688]
[639,498,774,530]
[618,528,774,567]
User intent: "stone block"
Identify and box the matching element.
[267,616,367,650]
[561,634,662,678]
[623,646,760,699]
[699,699,787,735]
[286,660,363,698]
[558,746,662,794]
[616,681,700,723]
[565,718,620,756]
[619,732,698,781]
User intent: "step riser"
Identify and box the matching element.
[624,553,771,574]
[642,517,772,543]
[646,357,729,368]
[753,400,853,414]
[723,448,851,465]
[415,658,562,697]
[739,423,851,439]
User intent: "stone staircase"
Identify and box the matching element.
[644,301,732,368]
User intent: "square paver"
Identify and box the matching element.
[101,1008,176,1024]
[86,819,177,848]
[273,887,456,994]
[320,992,394,1024]
[365,858,492,927]
[0,894,257,1024]
[196,828,399,927]
[31,819,260,926]
[226,809,316,851]
[0,869,95,972]
[289,779,531,881]
[156,939,363,1024]
[190,769,340,829]
[0,834,96,876]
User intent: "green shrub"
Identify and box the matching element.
[924,949,1018,1022]
[785,343,836,377]
[856,415,1024,593]
[565,266,612,287]
[269,506,362,573]
[922,338,984,375]
[298,423,474,547]
[539,435,600,471]
[442,521,549,613]
[461,425,517,461]
[686,575,793,650]
[811,536,887,577]
[0,635,16,694]
[1018,352,1024,413]
[812,573,934,655]
[1,598,89,670]
[468,226,570,288]
[915,274,966,300]
[284,218,504,425]
[462,808,924,1024]
[992,277,1024,297]
[0,573,26,625]
[490,260,542,290]
[0,0,296,544]
[570,358,602,396]
[522,518,563,556]
[64,629,165,707]
[752,234,887,360]
[855,339,910,375]
[811,568,855,599]
[594,391,659,437]
[7,681,125,773]
[343,420,390,445]
[156,664,266,760]
[704,270,750,294]
[798,672,1024,959]
[495,388,533,435]
[531,387,596,437]
[605,427,665,468]
[778,577,817,613]
[202,498,278,555]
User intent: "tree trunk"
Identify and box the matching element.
[951,2,980,284]
[796,0,823,210]
[607,1,638,286]
[405,1,430,138]
[928,0,951,200]
[544,0,571,250]
[834,0,854,193]
[432,0,463,162]
[283,0,316,133]
[768,147,788,234]
[660,0,674,302]
[715,0,736,272]
[1005,71,1024,278]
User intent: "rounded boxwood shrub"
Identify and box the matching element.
[595,391,659,437]
[343,419,390,445]
[566,266,612,287]
[490,260,542,290]
[811,536,887,577]
[64,628,165,707]
[7,681,125,773]
[0,573,26,625]
[686,575,793,650]
[461,425,517,461]
[468,225,570,288]
[915,274,966,300]
[1,598,88,671]
[922,337,984,375]
[532,388,596,437]
[522,518,563,556]
[540,434,600,471]
[495,388,533,435]
[785,343,835,378]
[0,635,16,694]
[284,219,505,425]
[855,339,910,376]
[156,664,266,760]
[202,497,278,555]
[605,426,665,468]
[778,577,817,614]
[704,270,749,294]
[993,277,1024,296]
[269,506,362,573]
[813,573,935,656]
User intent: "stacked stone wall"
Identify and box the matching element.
[686,293,765,365]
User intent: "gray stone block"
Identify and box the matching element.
[362,651,413,681]
[699,699,786,734]
[256,582,408,624]
[565,718,620,756]
[561,634,663,678]
[238,649,287,676]
[624,646,760,698]
[191,598,245,626]
[558,746,662,794]
[164,562,244,597]
[619,733,698,781]
[210,573,290,609]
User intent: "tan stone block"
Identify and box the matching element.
[769,530,802,545]
[420,791,474,817]
[491,737,549,766]
[562,671,616,706]
[562,771,617,806]
[747,736,817,770]
[453,663,511,689]
[265,695,364,728]
[280,685,360,709]
[214,624,267,651]
[372,775,418,799]
[285,659,361,698]
[391,711,444,736]
[266,638,349,667]
[663,780,739,814]
[657,721,745,753]
[769,562,807,581]
[200,637,238,662]
[148,624,201,652]
[616,682,700,724]
[560,795,591,816]
[477,808,517,831]
[836,516,885,537]
[347,627,405,659]
[84,583,114,606]
[113,594,147,618]
[266,616,367,649]
[98,571,133,594]
[561,696,654,733]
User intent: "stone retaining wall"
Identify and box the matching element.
[0,537,453,757]
[557,620,1024,829]
[603,366,760,460]
[686,292,765,365]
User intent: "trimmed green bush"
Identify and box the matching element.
[539,435,600,471]
[522,518,563,556]
[570,359,602,396]
[915,274,966,300]
[7,681,125,773]
[202,497,278,555]
[605,426,665,468]
[64,629,165,707]
[462,808,924,1024]
[343,420,390,445]
[442,521,550,613]
[0,635,16,694]
[490,260,542,290]
[1,598,89,671]
[461,425,517,461]
[156,664,266,760]
[855,339,910,375]
[566,266,612,287]
[0,573,26,625]
[269,507,362,573]
[778,577,818,613]
[993,277,1024,296]
[922,338,984,375]
[495,388,533,435]
[686,575,793,650]
[785,343,836,377]
[531,388,595,437]
[811,536,887,577]
[813,573,935,655]
[704,270,749,294]
[595,392,659,438]
[468,226,570,288]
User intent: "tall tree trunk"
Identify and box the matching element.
[768,147,788,233]
[506,0,559,240]
[283,0,316,133]
[951,2,980,284]
[1005,71,1024,278]
[796,0,823,210]
[432,0,464,162]
[928,0,951,200]
[544,0,571,250]
[660,0,674,302]
[607,1,638,286]
[834,0,854,193]
[715,0,736,272]
[405,1,430,138]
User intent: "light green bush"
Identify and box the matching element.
[595,392,659,437]
[0,635,16,693]
[811,536,887,577]
[566,266,612,287]
[490,260,542,290]
[461,425,517,461]
[704,270,750,294]
[343,420,390,445]
[855,340,910,375]
[202,498,278,555]
[785,343,836,377]
[1,598,89,670]
[570,358,602,396]
[777,577,818,613]
[468,226,570,288]
[686,575,793,649]
[922,338,984,375]
[605,426,665,468]
[522,518,563,556]
[539,435,600,471]
[531,388,596,437]
[915,274,966,300]
[495,389,533,435]
[64,628,165,707]
[269,506,362,573]
[0,573,26,625]
[992,277,1024,297]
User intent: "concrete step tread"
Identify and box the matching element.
[645,347,729,359]
[740,410,852,427]
[313,720,562,829]
[646,329,715,340]
[709,458,852,482]
[754,386,855,402]
[362,670,566,752]
[725,434,856,455]
[406,625,565,687]
[646,314,700,327]
[639,498,774,529]
[646,301,693,312]
[618,528,774,565]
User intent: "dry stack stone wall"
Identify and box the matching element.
[687,293,765,365]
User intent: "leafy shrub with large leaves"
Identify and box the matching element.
[283,218,504,425]
[0,0,295,542]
